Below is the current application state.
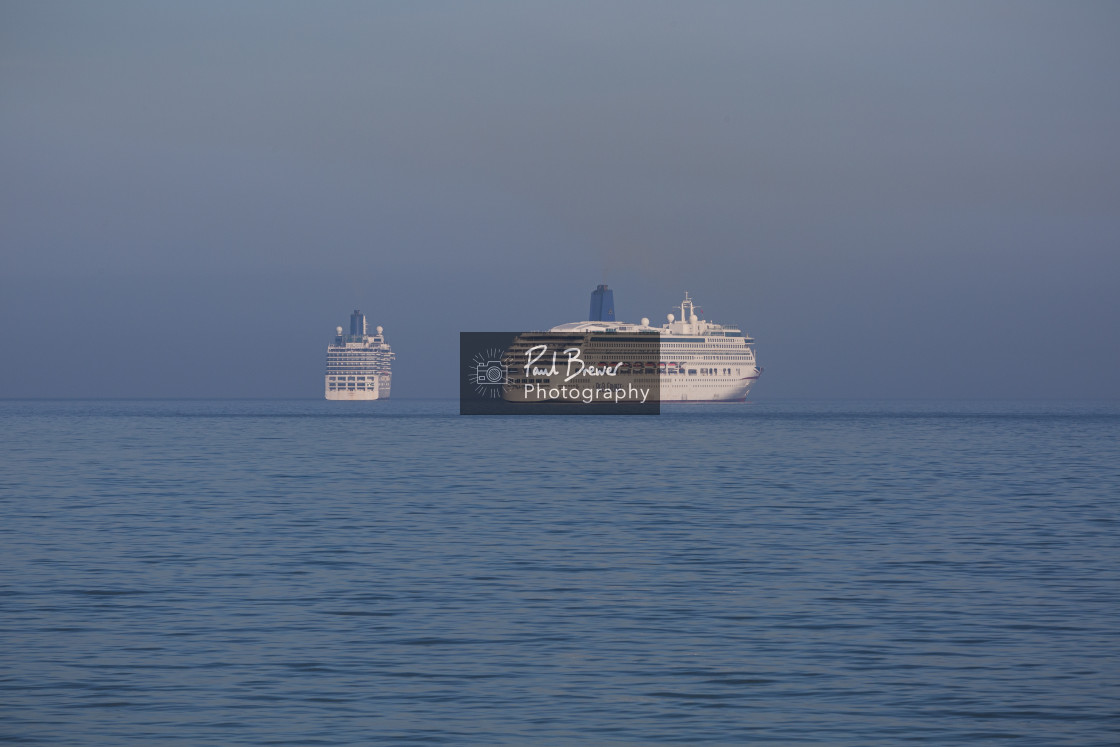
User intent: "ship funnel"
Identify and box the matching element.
[589,284,615,321]
[350,310,366,336]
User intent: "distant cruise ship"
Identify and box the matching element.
[506,286,760,403]
[325,310,395,400]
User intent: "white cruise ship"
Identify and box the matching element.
[325,310,395,400]
[537,289,760,403]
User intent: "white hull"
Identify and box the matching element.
[502,372,758,403]
[325,390,381,401]
[325,379,380,400]
[659,374,758,402]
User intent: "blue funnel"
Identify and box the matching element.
[350,310,366,336]
[589,285,615,321]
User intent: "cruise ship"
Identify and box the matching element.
[504,286,760,403]
[325,310,395,400]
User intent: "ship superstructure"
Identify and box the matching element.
[534,289,759,402]
[325,310,395,400]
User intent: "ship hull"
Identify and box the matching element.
[658,375,757,402]
[502,373,758,403]
[325,391,381,401]
[325,379,380,400]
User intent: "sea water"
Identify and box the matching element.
[1,399,1117,745]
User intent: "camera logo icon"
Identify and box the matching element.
[476,360,507,385]
[469,347,509,399]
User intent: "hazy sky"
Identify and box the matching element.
[2,1,1118,398]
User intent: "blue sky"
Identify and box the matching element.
[2,1,1118,398]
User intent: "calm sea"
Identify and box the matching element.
[1,399,1117,745]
